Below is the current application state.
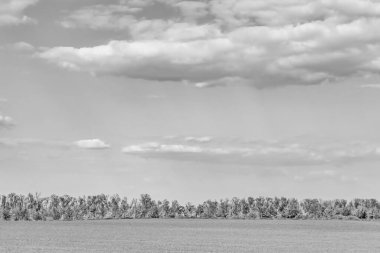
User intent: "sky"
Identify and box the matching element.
[1,0,380,203]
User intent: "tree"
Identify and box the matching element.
[301,199,322,219]
[170,200,179,218]
[159,199,170,218]
[185,202,196,218]
[285,198,301,219]
[229,197,241,218]
[1,193,380,221]
[216,199,228,218]
[109,194,121,219]
[140,194,153,218]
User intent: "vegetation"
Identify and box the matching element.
[1,193,379,221]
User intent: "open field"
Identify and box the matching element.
[1,219,380,252]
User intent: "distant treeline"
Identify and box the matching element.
[1,193,379,221]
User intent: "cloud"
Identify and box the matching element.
[39,0,380,88]
[60,4,139,30]
[122,142,203,153]
[175,1,209,21]
[11,41,34,51]
[130,21,222,41]
[294,169,359,183]
[163,135,213,143]
[38,38,235,81]
[0,0,39,26]
[0,114,14,128]
[0,41,35,52]
[209,0,380,27]
[146,94,165,99]
[360,84,380,89]
[184,136,212,143]
[0,138,70,148]
[122,137,380,166]
[75,139,110,149]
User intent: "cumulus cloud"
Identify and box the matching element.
[0,0,39,26]
[39,0,380,88]
[74,139,110,149]
[122,137,380,166]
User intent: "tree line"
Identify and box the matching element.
[1,193,379,221]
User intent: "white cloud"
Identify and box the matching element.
[0,138,70,148]
[75,139,110,149]
[60,4,138,30]
[9,41,34,52]
[309,169,337,177]
[38,38,235,81]
[175,1,209,21]
[120,0,154,8]
[122,142,203,153]
[184,136,212,143]
[0,114,14,128]
[360,84,380,89]
[209,0,380,27]
[130,21,222,41]
[0,0,39,26]
[146,94,165,99]
[122,137,380,166]
[294,169,359,182]
[39,0,380,88]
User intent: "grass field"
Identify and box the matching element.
[1,219,380,252]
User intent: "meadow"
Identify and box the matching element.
[1,219,380,252]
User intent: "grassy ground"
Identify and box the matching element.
[1,219,380,252]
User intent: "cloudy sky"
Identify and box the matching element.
[1,0,380,202]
